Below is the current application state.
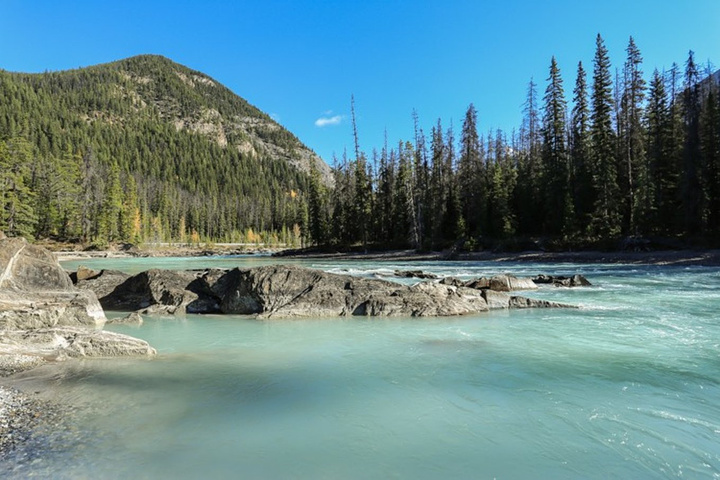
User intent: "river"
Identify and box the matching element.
[3,256,720,479]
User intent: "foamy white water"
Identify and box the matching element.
[4,257,720,478]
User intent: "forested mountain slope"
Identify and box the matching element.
[0,55,329,244]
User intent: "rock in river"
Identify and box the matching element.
[0,237,156,371]
[79,264,576,318]
[0,237,105,329]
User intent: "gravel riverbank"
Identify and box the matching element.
[0,385,59,457]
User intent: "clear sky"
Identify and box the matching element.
[1,0,718,164]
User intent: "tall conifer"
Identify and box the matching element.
[541,56,570,234]
[570,61,592,232]
[590,34,620,237]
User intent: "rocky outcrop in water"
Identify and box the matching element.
[394,270,438,279]
[0,237,105,329]
[532,274,592,287]
[0,237,156,375]
[71,267,130,299]
[99,269,209,314]
[76,264,576,318]
[440,273,591,290]
[439,274,538,291]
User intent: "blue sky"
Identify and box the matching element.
[1,0,718,163]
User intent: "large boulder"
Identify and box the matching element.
[218,265,392,317]
[76,268,226,314]
[358,282,489,317]
[0,237,74,291]
[0,293,106,330]
[72,268,131,299]
[0,237,105,329]
[99,269,211,314]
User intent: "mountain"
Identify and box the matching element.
[0,55,331,243]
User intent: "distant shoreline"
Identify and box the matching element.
[273,248,720,266]
[50,245,720,267]
[52,244,282,262]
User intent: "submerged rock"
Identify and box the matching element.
[106,312,144,325]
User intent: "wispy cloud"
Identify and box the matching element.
[315,114,343,127]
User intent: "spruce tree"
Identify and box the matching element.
[0,138,37,238]
[619,37,647,234]
[516,79,543,234]
[682,50,704,234]
[99,163,123,243]
[540,56,570,234]
[589,34,621,237]
[307,165,328,246]
[570,61,593,233]
[375,134,395,245]
[644,70,669,233]
[701,72,720,232]
[458,104,485,238]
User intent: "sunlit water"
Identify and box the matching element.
[4,256,720,479]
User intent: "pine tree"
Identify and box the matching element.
[428,120,446,248]
[540,56,570,234]
[307,165,328,246]
[570,61,593,233]
[682,50,704,234]
[441,123,464,242]
[375,133,395,245]
[516,79,543,234]
[393,142,418,248]
[458,104,485,238]
[31,154,63,238]
[665,63,686,232]
[618,36,647,234]
[353,153,372,248]
[98,163,123,243]
[57,147,84,239]
[701,71,720,232]
[644,70,669,232]
[0,138,37,238]
[119,174,140,243]
[589,34,620,237]
[488,130,517,237]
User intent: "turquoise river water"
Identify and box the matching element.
[3,256,720,479]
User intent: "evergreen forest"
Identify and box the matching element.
[1,36,719,251]
[308,35,720,251]
[0,55,320,246]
